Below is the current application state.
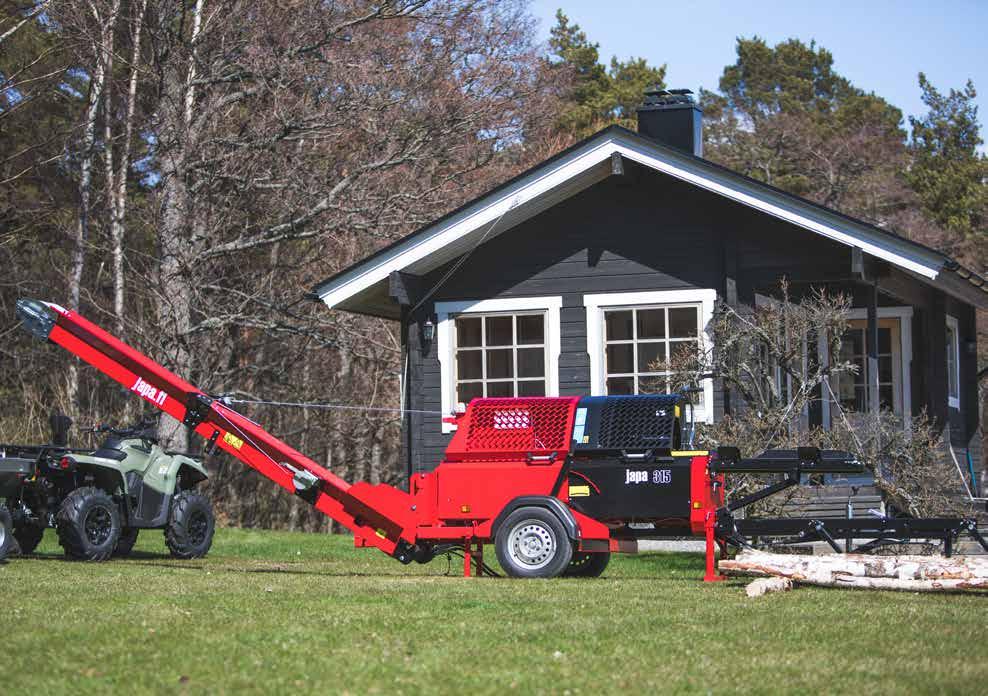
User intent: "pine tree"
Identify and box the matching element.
[907,74,987,244]
[547,10,665,138]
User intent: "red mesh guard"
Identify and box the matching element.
[445,397,579,461]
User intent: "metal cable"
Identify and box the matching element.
[225,398,441,416]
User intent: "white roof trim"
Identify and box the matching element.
[318,130,946,310]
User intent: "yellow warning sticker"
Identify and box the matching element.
[375,529,387,539]
[568,485,590,497]
[222,432,244,450]
[582,435,590,443]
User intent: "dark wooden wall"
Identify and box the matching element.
[397,163,980,476]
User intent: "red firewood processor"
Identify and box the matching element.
[14,299,987,579]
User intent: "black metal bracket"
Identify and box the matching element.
[182,393,214,429]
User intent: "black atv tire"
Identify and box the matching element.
[563,551,611,577]
[56,487,122,561]
[0,504,12,562]
[114,527,139,557]
[165,491,215,559]
[13,522,45,555]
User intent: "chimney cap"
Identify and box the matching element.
[640,87,698,111]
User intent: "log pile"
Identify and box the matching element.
[720,551,988,593]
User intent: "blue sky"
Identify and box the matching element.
[530,0,987,143]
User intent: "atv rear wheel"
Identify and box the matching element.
[56,487,121,561]
[165,491,214,559]
[114,527,139,557]
[13,522,45,555]
[0,504,12,561]
[563,551,610,577]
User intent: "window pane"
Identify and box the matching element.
[668,307,698,338]
[517,348,544,378]
[636,309,665,339]
[606,377,634,395]
[669,341,697,366]
[486,381,512,397]
[486,316,513,346]
[879,385,894,410]
[456,317,482,347]
[517,315,544,345]
[518,380,545,397]
[605,310,633,340]
[486,349,513,379]
[606,344,634,374]
[456,350,482,380]
[878,356,893,383]
[638,374,667,394]
[637,342,666,372]
[841,329,864,359]
[878,328,892,354]
[457,382,483,403]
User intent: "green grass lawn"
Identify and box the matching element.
[2,528,985,695]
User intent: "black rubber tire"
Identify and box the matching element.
[165,491,215,559]
[563,551,611,577]
[56,487,121,561]
[13,522,45,555]
[494,506,573,579]
[0,504,12,562]
[114,527,139,557]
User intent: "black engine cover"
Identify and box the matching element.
[568,457,692,524]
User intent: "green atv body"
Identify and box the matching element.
[0,415,215,561]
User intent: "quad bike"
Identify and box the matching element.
[0,413,214,561]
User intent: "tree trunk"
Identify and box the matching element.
[67,0,121,415]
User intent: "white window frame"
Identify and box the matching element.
[584,289,716,423]
[946,314,960,410]
[436,296,562,433]
[819,306,913,427]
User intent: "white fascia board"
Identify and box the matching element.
[317,140,616,309]
[609,136,945,280]
[318,131,946,310]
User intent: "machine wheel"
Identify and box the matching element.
[114,527,139,557]
[165,491,214,559]
[13,522,45,555]
[56,487,122,561]
[563,551,611,577]
[0,504,12,561]
[495,506,573,579]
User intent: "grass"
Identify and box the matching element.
[2,528,986,695]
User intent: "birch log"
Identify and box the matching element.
[720,551,988,592]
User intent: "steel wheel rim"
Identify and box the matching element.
[507,519,556,570]
[0,522,6,549]
[188,510,208,546]
[84,506,112,546]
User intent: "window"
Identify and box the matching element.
[833,323,897,413]
[585,289,716,423]
[454,313,547,401]
[946,315,960,409]
[436,297,562,432]
[601,305,701,403]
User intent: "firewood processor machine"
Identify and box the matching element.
[14,299,988,579]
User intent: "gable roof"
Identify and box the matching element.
[313,125,987,318]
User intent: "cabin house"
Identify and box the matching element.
[312,89,987,502]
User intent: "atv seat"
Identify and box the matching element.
[93,448,127,461]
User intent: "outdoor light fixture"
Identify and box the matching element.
[423,318,435,342]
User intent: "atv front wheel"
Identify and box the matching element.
[165,491,214,559]
[56,487,122,561]
[114,527,139,557]
[14,522,45,555]
[0,504,12,561]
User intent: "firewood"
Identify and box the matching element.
[745,577,793,597]
[720,550,988,592]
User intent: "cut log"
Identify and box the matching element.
[720,551,988,592]
[745,577,793,597]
